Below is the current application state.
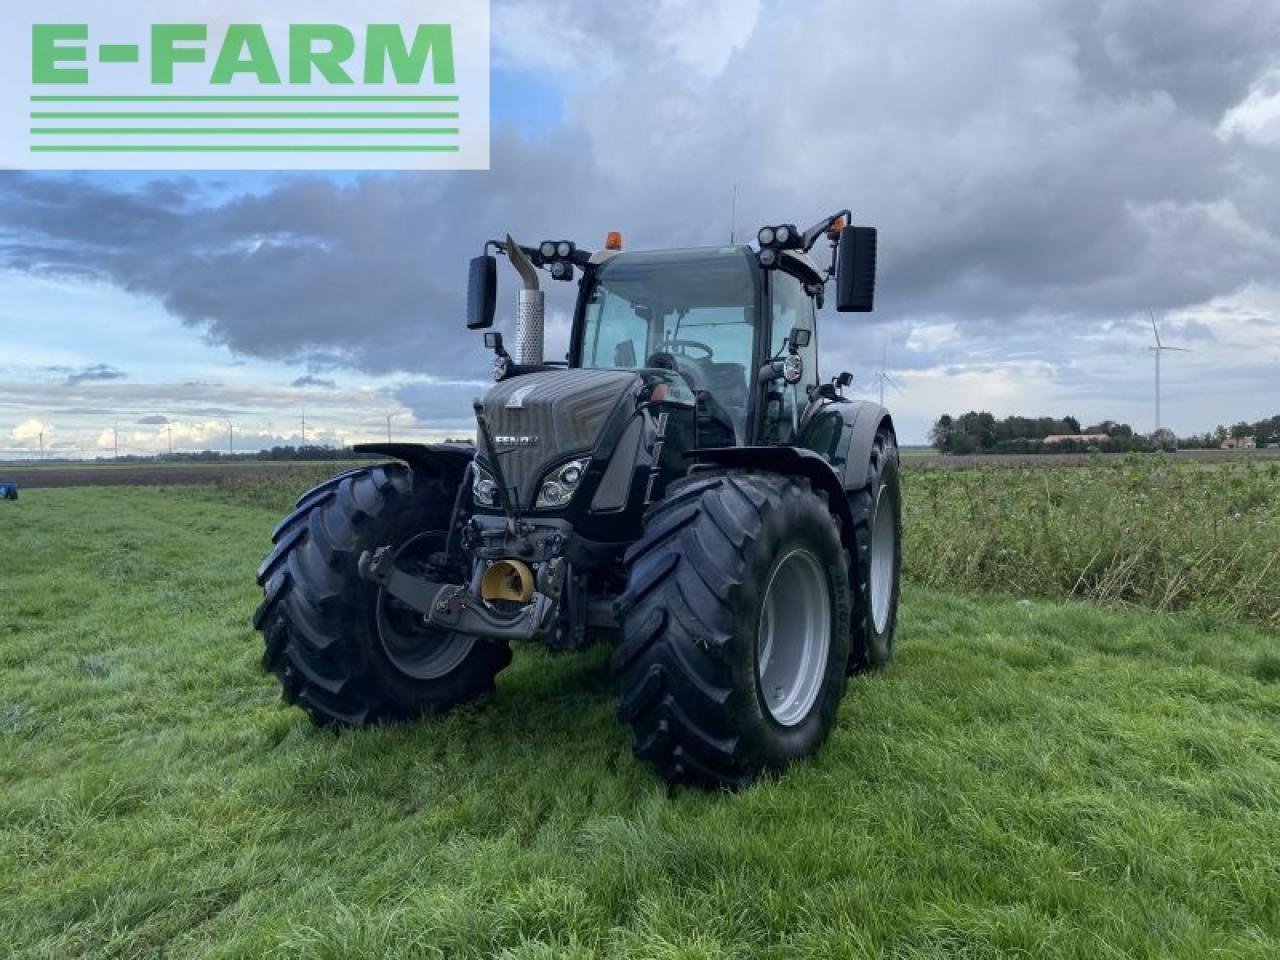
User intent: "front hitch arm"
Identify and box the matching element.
[358,547,554,642]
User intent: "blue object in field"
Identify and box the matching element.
[0,483,18,500]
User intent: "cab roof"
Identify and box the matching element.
[589,244,826,285]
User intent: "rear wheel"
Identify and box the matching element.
[849,425,902,671]
[252,464,511,726]
[613,472,852,788]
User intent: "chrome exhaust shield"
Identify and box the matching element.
[516,289,545,366]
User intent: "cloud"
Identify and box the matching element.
[291,375,338,389]
[1219,68,1280,145]
[395,377,493,428]
[0,0,1277,444]
[0,378,472,456]
[63,364,127,385]
[9,418,51,445]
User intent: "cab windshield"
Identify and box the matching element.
[578,247,758,437]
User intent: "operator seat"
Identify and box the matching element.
[647,352,746,445]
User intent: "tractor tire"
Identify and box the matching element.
[848,425,902,672]
[613,472,852,788]
[252,463,511,727]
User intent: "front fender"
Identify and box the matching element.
[688,445,856,549]
[353,443,474,485]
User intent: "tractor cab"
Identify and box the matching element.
[464,213,877,535]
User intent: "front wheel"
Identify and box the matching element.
[252,464,511,726]
[613,472,852,788]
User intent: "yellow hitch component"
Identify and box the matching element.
[480,559,536,604]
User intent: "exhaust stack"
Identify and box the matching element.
[505,234,544,366]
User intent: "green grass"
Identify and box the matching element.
[2,487,1279,958]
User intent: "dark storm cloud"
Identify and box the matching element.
[63,364,127,385]
[395,378,493,429]
[0,0,1277,391]
[291,375,338,389]
[1069,1,1280,119]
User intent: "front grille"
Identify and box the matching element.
[481,369,637,507]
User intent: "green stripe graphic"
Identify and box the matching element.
[32,128,460,136]
[27,94,468,158]
[31,112,459,119]
[30,95,459,102]
[31,144,462,153]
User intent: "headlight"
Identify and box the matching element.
[775,225,791,245]
[539,241,557,259]
[556,241,573,258]
[758,226,775,247]
[472,465,499,507]
[536,457,590,509]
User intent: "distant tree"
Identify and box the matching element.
[929,415,955,453]
[1084,420,1135,439]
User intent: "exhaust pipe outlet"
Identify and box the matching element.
[505,234,544,366]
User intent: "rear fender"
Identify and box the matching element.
[831,401,895,492]
[353,443,474,486]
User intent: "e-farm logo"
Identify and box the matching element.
[2,1,490,170]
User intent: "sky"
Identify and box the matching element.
[2,0,1279,458]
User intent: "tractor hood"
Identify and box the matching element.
[479,369,641,509]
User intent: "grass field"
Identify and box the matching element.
[3,484,1279,958]
[905,456,1280,627]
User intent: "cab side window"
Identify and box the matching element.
[765,271,818,444]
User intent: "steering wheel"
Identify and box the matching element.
[649,338,714,361]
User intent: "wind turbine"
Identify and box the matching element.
[1148,312,1190,434]
[869,344,904,407]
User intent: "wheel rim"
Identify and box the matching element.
[756,548,831,727]
[870,483,896,634]
[376,531,476,680]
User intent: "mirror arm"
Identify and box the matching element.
[802,208,852,253]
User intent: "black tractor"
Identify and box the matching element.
[254,210,901,788]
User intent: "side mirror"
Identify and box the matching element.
[788,326,812,352]
[836,371,854,388]
[835,226,877,313]
[466,255,497,329]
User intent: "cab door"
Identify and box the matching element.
[761,269,819,446]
